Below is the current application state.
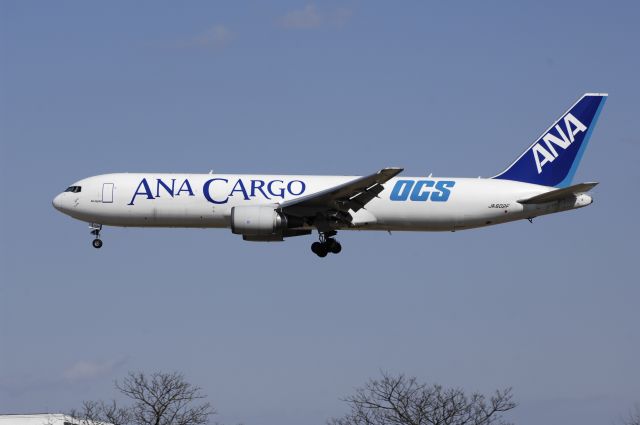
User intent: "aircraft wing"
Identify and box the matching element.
[518,182,598,204]
[279,167,403,218]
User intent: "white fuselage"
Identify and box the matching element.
[52,173,592,233]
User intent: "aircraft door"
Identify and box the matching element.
[102,183,114,203]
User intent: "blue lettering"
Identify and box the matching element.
[431,181,456,202]
[410,180,434,201]
[390,179,455,202]
[155,178,175,198]
[287,180,306,196]
[203,178,229,204]
[176,179,195,197]
[128,178,154,205]
[267,180,285,199]
[390,180,414,201]
[230,179,250,200]
[250,180,270,199]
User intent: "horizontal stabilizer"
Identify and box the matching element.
[518,182,598,204]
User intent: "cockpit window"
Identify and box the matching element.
[65,186,82,193]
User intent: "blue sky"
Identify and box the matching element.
[1,1,639,424]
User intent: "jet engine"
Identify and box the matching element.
[231,206,287,236]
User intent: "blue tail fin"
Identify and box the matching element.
[493,93,607,187]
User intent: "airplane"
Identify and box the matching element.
[53,93,607,257]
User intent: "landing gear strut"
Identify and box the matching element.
[90,223,103,249]
[311,230,342,257]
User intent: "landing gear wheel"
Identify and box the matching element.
[325,238,342,254]
[311,241,328,257]
[89,223,103,249]
[312,231,342,257]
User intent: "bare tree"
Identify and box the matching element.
[116,372,215,425]
[70,400,131,425]
[328,372,516,425]
[71,371,215,425]
[623,404,640,425]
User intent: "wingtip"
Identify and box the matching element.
[383,167,404,177]
[376,167,404,182]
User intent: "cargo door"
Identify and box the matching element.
[102,183,114,203]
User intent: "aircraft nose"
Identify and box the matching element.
[52,193,64,211]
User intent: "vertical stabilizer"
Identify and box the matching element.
[493,93,607,187]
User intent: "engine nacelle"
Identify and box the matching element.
[231,206,286,236]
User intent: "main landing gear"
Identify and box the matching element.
[311,231,342,257]
[90,223,103,249]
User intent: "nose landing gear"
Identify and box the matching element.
[90,223,103,249]
[311,231,342,257]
